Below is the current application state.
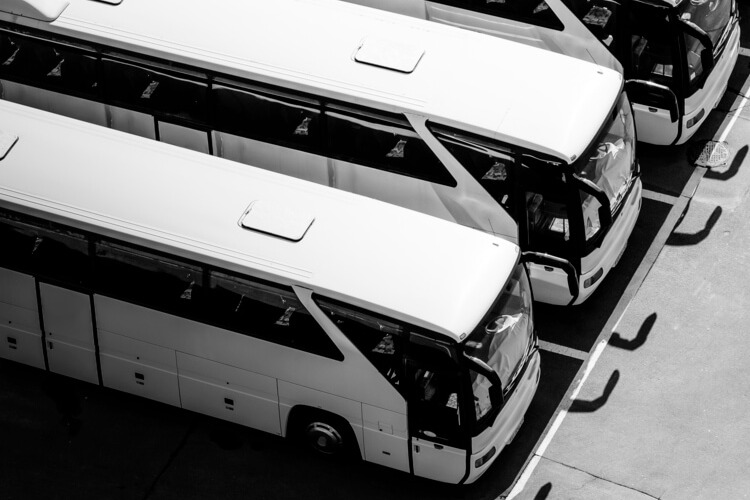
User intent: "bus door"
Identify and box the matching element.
[39,282,98,384]
[623,1,683,145]
[518,158,580,305]
[406,334,468,483]
[26,222,99,384]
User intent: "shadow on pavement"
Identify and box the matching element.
[609,312,657,351]
[666,205,722,246]
[568,370,620,413]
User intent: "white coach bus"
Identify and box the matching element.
[344,0,741,146]
[0,0,642,305]
[0,100,540,484]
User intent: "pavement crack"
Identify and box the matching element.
[539,455,661,500]
[141,419,196,500]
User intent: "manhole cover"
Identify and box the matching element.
[687,140,731,168]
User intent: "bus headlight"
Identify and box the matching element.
[475,446,496,468]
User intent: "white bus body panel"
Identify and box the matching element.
[107,105,156,140]
[39,283,98,384]
[0,268,44,368]
[0,80,107,127]
[177,351,281,435]
[158,121,210,154]
[361,403,409,472]
[678,25,741,146]
[411,436,466,483]
[212,131,331,186]
[98,329,181,407]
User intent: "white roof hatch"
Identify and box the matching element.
[354,37,424,73]
[239,200,314,242]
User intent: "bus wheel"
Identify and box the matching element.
[304,420,344,455]
[290,409,359,460]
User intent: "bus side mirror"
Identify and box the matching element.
[521,251,580,300]
[625,80,679,123]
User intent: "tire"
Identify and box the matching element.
[291,409,359,460]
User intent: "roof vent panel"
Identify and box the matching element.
[239,200,314,242]
[1,0,70,21]
[354,37,424,73]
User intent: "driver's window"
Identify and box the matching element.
[406,342,463,445]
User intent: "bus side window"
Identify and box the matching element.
[211,83,323,154]
[0,210,90,286]
[94,241,204,316]
[206,272,342,360]
[326,108,456,187]
[0,32,98,99]
[432,128,515,213]
[101,58,208,124]
[316,299,404,390]
[406,341,464,445]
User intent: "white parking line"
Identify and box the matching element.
[505,74,750,498]
[538,340,588,361]
[641,189,679,204]
[506,339,609,499]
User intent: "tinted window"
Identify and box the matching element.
[627,4,677,91]
[520,157,572,255]
[206,272,342,360]
[434,0,563,30]
[327,109,455,186]
[433,126,515,213]
[0,31,98,98]
[212,83,323,153]
[102,58,207,123]
[94,241,203,316]
[0,211,90,286]
[317,299,404,390]
[406,340,464,445]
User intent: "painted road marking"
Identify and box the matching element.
[641,189,679,204]
[538,340,588,361]
[504,165,708,499]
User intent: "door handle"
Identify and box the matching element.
[48,341,53,350]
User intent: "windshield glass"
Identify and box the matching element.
[678,0,733,49]
[575,91,636,241]
[463,263,533,424]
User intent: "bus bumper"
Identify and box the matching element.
[465,348,541,484]
[574,176,642,305]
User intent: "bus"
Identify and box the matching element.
[0,99,540,485]
[344,0,741,146]
[0,0,642,305]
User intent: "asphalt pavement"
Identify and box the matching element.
[507,41,750,500]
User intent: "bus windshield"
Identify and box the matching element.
[463,263,534,426]
[678,0,734,49]
[575,91,636,240]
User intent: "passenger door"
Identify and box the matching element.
[406,336,468,483]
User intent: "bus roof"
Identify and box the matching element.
[2,0,623,163]
[0,100,519,342]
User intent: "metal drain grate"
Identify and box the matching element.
[688,140,731,168]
